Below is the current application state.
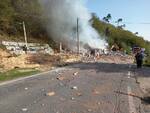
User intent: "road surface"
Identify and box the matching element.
[0,63,145,113]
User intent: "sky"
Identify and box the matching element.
[86,0,150,41]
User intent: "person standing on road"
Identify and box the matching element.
[22,45,27,54]
[135,50,144,68]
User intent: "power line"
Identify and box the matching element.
[111,21,150,25]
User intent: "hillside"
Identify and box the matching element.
[92,15,150,53]
[0,0,58,49]
[0,1,150,65]
[92,15,150,65]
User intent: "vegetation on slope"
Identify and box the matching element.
[92,14,150,65]
[0,0,58,49]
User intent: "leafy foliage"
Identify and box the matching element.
[92,15,150,64]
[0,0,58,48]
[0,1,149,59]
[92,15,150,52]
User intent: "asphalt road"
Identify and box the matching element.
[0,63,145,113]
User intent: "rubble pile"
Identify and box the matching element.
[60,53,81,63]
[0,48,11,58]
[0,49,81,72]
[98,55,134,64]
[0,48,134,72]
[1,54,40,71]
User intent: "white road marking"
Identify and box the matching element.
[128,71,131,76]
[128,86,137,113]
[128,71,131,78]
[0,68,65,86]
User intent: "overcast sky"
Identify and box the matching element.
[87,0,150,41]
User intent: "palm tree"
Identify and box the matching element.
[103,17,109,23]
[106,14,112,21]
[116,18,123,26]
[103,13,112,23]
[135,32,139,35]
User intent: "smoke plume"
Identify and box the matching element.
[39,0,106,51]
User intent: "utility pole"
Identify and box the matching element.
[22,21,28,49]
[77,18,80,54]
[60,42,62,53]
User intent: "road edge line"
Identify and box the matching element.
[0,67,65,86]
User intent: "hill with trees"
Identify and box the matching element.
[92,14,150,65]
[0,0,57,49]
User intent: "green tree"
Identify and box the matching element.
[116,18,123,26]
[0,0,15,31]
[103,13,112,23]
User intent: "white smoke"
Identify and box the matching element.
[39,0,106,51]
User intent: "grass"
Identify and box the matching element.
[0,68,40,82]
[144,57,150,67]
[144,64,150,67]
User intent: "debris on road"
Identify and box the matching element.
[41,88,45,92]
[57,76,65,81]
[71,97,75,100]
[24,87,28,90]
[41,103,45,106]
[73,72,78,76]
[22,108,28,112]
[76,92,82,96]
[92,89,100,95]
[46,92,55,96]
[87,109,92,112]
[71,86,78,90]
[97,102,101,105]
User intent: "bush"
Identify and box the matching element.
[144,56,150,67]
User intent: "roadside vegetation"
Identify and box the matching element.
[0,68,39,82]
[92,14,150,66]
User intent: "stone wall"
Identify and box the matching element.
[1,41,54,55]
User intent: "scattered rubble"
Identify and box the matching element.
[71,86,78,90]
[46,92,55,96]
[92,89,100,95]
[24,87,28,90]
[0,48,81,72]
[41,103,45,107]
[71,97,75,100]
[87,109,92,112]
[76,92,82,96]
[57,76,65,81]
[73,72,78,76]
[22,108,28,112]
